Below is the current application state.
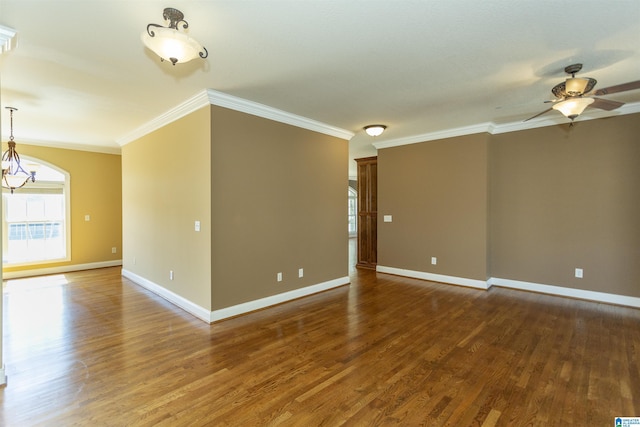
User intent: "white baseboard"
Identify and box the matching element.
[210,276,350,322]
[121,269,212,323]
[2,260,123,280]
[122,269,351,324]
[376,265,489,289]
[375,266,640,309]
[489,277,640,309]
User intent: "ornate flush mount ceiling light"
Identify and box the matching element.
[142,7,208,65]
[364,125,387,137]
[2,107,37,194]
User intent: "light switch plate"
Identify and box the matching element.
[384,215,393,222]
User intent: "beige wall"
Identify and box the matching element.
[209,106,348,309]
[122,105,348,312]
[3,144,122,274]
[122,107,212,309]
[490,114,640,297]
[377,113,640,298]
[378,134,489,281]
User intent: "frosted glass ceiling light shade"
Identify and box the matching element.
[565,77,590,96]
[552,97,594,121]
[2,107,36,194]
[143,7,208,66]
[364,125,387,137]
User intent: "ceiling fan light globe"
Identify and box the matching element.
[552,97,594,118]
[565,77,590,96]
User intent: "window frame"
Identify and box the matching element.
[2,156,71,267]
[348,186,357,237]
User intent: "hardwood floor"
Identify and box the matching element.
[1,265,639,426]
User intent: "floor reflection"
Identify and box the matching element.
[4,275,68,351]
[348,237,356,273]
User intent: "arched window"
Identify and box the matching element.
[2,158,70,266]
[348,186,357,236]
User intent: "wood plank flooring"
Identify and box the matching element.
[1,265,639,426]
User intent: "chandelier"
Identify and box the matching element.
[2,107,37,193]
[142,7,208,66]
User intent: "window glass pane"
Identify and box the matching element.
[5,196,27,222]
[27,197,46,220]
[34,165,64,182]
[2,159,68,265]
[348,187,357,235]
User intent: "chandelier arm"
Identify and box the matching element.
[15,162,29,176]
[11,147,21,175]
[199,46,209,59]
[176,20,189,31]
[146,23,164,37]
[2,176,14,194]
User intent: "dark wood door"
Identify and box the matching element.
[356,156,377,269]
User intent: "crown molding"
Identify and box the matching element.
[117,91,209,146]
[0,25,16,55]
[373,122,491,150]
[117,89,354,146]
[374,101,640,150]
[19,138,121,155]
[118,89,639,149]
[206,89,355,140]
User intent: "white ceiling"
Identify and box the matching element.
[1,0,639,177]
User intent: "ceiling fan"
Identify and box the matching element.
[524,63,640,123]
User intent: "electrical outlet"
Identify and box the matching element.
[112,247,117,254]
[277,272,283,282]
[298,268,304,278]
[170,270,174,280]
[431,257,437,265]
[575,268,583,278]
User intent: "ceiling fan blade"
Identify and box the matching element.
[523,107,553,122]
[589,97,625,111]
[593,80,640,96]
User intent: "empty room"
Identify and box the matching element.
[0,1,639,425]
